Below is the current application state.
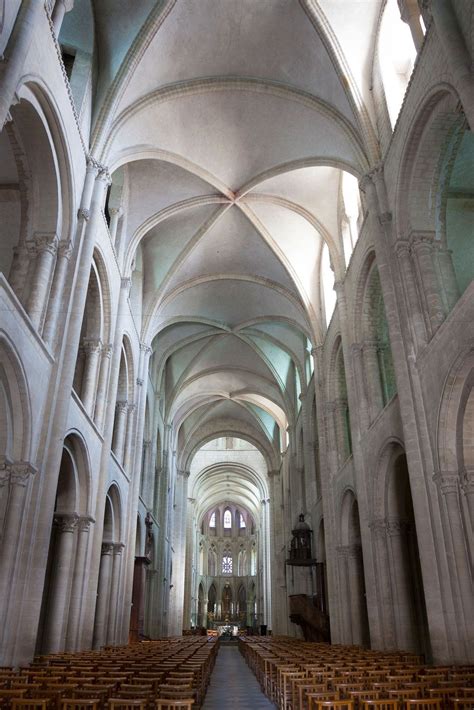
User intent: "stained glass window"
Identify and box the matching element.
[209,512,216,527]
[223,509,232,528]
[222,555,233,574]
[240,514,246,528]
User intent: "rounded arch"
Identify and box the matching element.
[0,331,32,463]
[437,347,474,475]
[396,85,463,240]
[60,431,92,515]
[340,487,360,546]
[104,482,123,542]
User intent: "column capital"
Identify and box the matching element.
[461,467,474,495]
[395,239,411,258]
[311,345,323,358]
[127,403,136,415]
[34,232,59,256]
[140,342,153,355]
[77,207,90,221]
[77,515,94,533]
[112,542,125,554]
[267,469,280,478]
[82,337,102,355]
[115,400,129,414]
[333,279,345,295]
[102,343,113,359]
[54,512,79,533]
[58,240,74,260]
[0,459,37,486]
[108,206,123,218]
[298,392,307,402]
[386,519,411,536]
[121,277,131,291]
[409,230,435,251]
[101,542,115,556]
[350,342,363,357]
[369,517,388,534]
[433,470,459,495]
[136,378,144,387]
[177,469,190,478]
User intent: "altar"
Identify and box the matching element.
[216,623,239,637]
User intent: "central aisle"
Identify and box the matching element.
[202,644,276,709]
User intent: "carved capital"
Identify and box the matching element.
[433,470,459,496]
[77,207,90,222]
[311,345,323,359]
[140,342,153,355]
[58,240,74,260]
[101,542,115,556]
[113,542,125,555]
[82,338,102,355]
[121,277,131,291]
[102,343,113,359]
[77,515,94,533]
[115,400,129,415]
[177,469,190,478]
[386,519,411,536]
[136,378,144,387]
[1,460,37,487]
[395,239,411,259]
[54,513,79,533]
[369,517,388,534]
[35,233,60,258]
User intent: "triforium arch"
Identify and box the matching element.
[338,488,370,647]
[370,440,430,658]
[36,432,92,655]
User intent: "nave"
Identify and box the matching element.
[1,636,474,710]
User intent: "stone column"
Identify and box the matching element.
[112,402,128,464]
[106,543,124,645]
[0,462,37,628]
[369,518,396,649]
[66,516,93,651]
[93,542,114,649]
[80,339,102,416]
[410,232,445,335]
[51,0,74,37]
[395,240,427,350]
[123,404,136,472]
[461,469,474,531]
[108,207,123,245]
[94,344,113,430]
[0,0,44,129]
[363,340,384,418]
[334,398,349,465]
[347,544,368,646]
[398,0,425,51]
[26,233,59,330]
[435,473,474,631]
[43,241,74,348]
[43,513,78,653]
[350,343,370,432]
[337,546,352,643]
[386,519,417,651]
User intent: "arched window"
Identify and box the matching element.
[379,0,417,128]
[209,511,216,528]
[223,509,232,529]
[239,513,246,528]
[321,242,336,328]
[222,555,233,574]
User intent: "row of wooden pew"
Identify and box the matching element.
[0,638,220,710]
[239,636,474,709]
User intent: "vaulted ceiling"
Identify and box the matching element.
[64,0,385,469]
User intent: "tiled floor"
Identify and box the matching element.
[202,645,276,709]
